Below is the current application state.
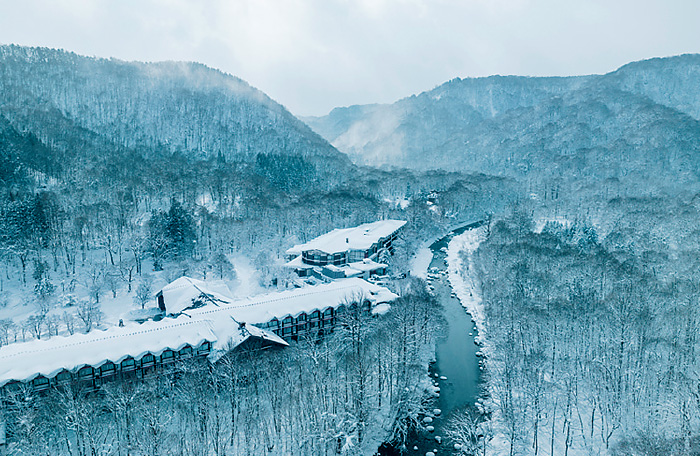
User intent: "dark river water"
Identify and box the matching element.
[379,221,484,455]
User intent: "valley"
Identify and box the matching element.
[0,44,699,455]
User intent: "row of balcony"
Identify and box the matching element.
[256,302,371,339]
[2,341,213,395]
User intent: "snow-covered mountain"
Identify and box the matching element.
[0,45,351,191]
[305,55,700,195]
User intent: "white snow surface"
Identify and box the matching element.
[446,227,487,332]
[0,316,217,386]
[370,303,391,315]
[347,258,386,273]
[160,276,234,314]
[285,220,406,256]
[0,276,397,387]
[410,247,433,279]
[382,196,410,210]
[533,216,572,234]
[228,254,264,298]
[187,277,398,323]
[0,310,289,386]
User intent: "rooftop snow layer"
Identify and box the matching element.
[160,276,234,314]
[188,278,398,323]
[347,259,386,273]
[0,317,216,386]
[284,255,314,269]
[0,312,287,387]
[0,277,393,386]
[286,220,406,256]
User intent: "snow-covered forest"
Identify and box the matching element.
[444,197,700,455]
[0,45,514,338]
[2,42,700,456]
[4,282,444,455]
[305,54,700,455]
[0,45,517,455]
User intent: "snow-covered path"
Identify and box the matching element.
[228,255,263,298]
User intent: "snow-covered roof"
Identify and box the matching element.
[159,276,233,314]
[0,310,287,387]
[347,259,387,273]
[371,303,392,316]
[188,278,398,323]
[342,268,363,278]
[0,276,397,387]
[323,264,344,273]
[286,220,406,256]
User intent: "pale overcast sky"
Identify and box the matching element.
[0,0,698,116]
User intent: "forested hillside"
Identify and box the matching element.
[449,200,700,455]
[305,54,700,199]
[302,53,700,455]
[0,45,347,169]
[0,45,515,333]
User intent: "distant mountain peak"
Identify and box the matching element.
[304,54,700,196]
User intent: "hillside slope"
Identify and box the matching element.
[305,55,700,196]
[0,45,351,192]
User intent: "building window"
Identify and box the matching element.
[121,358,136,372]
[78,366,95,380]
[179,346,193,359]
[161,350,175,363]
[140,354,156,368]
[99,362,116,377]
[197,342,211,355]
[32,376,50,391]
[55,370,72,384]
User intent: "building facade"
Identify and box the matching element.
[285,220,406,280]
[0,277,397,395]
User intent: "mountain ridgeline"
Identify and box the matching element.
[0,45,351,197]
[0,45,517,285]
[305,54,700,198]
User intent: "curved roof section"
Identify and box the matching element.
[0,277,393,386]
[0,317,215,386]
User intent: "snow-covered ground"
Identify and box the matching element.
[533,216,572,234]
[383,196,411,210]
[446,227,487,334]
[228,254,264,298]
[409,247,433,279]
[0,252,271,346]
[446,226,604,456]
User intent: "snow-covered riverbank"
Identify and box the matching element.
[446,227,515,456]
[445,226,487,338]
[446,226,607,456]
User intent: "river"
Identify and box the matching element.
[379,221,484,455]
